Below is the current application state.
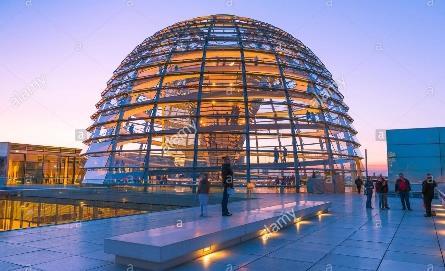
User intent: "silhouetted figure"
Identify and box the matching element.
[273,147,279,163]
[161,175,168,185]
[254,56,259,66]
[128,123,135,134]
[355,176,363,194]
[221,157,233,216]
[364,177,374,209]
[306,111,311,124]
[422,173,437,217]
[282,147,287,163]
[225,114,230,126]
[230,105,240,125]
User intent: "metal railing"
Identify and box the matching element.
[436,186,445,204]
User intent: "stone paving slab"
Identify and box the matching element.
[177,194,445,271]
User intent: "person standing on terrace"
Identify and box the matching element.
[355,176,363,194]
[375,175,389,210]
[395,173,412,211]
[364,177,374,209]
[381,176,390,209]
[221,156,233,216]
[422,173,437,217]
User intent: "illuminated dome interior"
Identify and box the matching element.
[82,14,362,188]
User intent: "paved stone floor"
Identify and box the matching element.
[0,193,444,271]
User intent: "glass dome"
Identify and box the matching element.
[82,14,362,189]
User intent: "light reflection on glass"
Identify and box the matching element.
[0,199,146,231]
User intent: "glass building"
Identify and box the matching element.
[0,142,84,186]
[83,14,362,189]
[0,198,143,231]
[386,127,445,189]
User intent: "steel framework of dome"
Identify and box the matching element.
[82,14,362,189]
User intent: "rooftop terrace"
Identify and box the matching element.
[0,193,443,271]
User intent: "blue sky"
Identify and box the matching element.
[1,0,444,174]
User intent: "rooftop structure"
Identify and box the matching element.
[386,127,445,185]
[82,14,362,188]
[0,142,84,186]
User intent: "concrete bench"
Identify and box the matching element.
[104,200,330,270]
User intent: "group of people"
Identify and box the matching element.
[199,162,440,219]
[273,146,288,163]
[273,175,295,186]
[355,173,437,217]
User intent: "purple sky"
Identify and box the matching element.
[1,0,444,175]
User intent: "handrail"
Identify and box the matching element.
[436,187,445,205]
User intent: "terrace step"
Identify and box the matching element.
[104,200,330,270]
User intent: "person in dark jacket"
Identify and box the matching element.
[355,176,363,194]
[273,147,279,163]
[395,173,412,211]
[381,177,390,209]
[221,156,234,216]
[375,174,389,210]
[282,147,287,163]
[364,177,374,209]
[375,175,384,209]
[422,173,437,217]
